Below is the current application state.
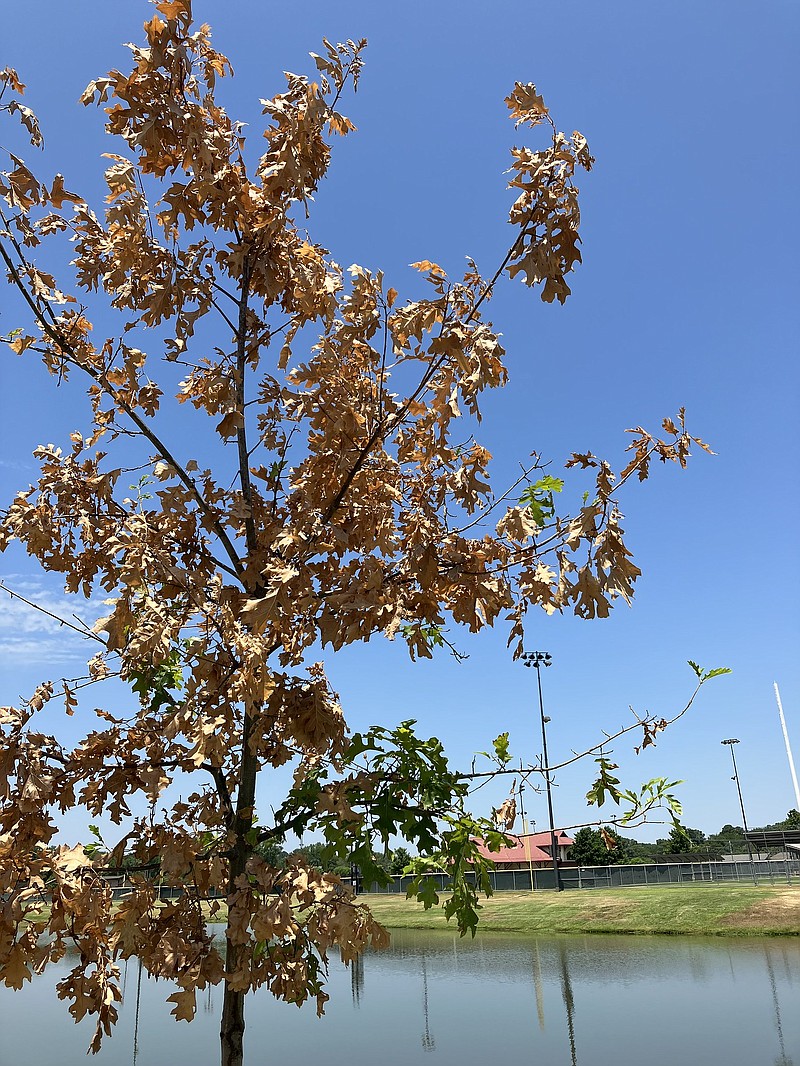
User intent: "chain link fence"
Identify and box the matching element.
[365,856,800,894]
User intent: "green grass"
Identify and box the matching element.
[356,883,800,937]
[24,884,798,937]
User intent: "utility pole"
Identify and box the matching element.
[523,651,563,891]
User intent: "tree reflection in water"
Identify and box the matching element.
[350,953,364,1008]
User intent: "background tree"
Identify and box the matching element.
[568,826,629,866]
[253,841,287,869]
[288,842,351,878]
[0,3,712,1063]
[661,826,698,854]
[757,810,800,832]
[706,824,748,857]
[657,825,721,860]
[390,846,412,874]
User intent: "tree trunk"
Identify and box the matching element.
[219,704,258,1066]
[220,959,246,1066]
[220,251,259,1066]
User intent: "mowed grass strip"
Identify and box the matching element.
[357,884,800,936]
[24,885,797,936]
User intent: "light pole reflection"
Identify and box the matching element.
[765,945,794,1066]
[132,955,143,1066]
[557,941,578,1066]
[532,942,545,1031]
[421,955,435,1052]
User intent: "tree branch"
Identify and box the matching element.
[0,228,245,582]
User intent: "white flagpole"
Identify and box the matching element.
[774,682,800,811]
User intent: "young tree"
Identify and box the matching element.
[0,3,712,1063]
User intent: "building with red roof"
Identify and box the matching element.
[474,831,574,870]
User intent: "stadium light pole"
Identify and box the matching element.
[523,651,563,891]
[517,764,536,892]
[721,738,756,881]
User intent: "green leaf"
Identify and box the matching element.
[688,661,732,683]
[129,648,184,712]
[702,667,732,681]
[519,475,564,526]
[409,875,440,910]
[492,732,511,766]
[586,756,622,807]
[536,475,565,493]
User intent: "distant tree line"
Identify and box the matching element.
[254,841,413,878]
[569,809,800,866]
[94,809,800,877]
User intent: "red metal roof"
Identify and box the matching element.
[474,831,573,865]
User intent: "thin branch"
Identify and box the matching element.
[316,231,525,531]
[200,762,235,829]
[210,295,239,336]
[234,252,259,570]
[0,581,107,644]
[0,224,245,582]
[211,279,239,305]
[461,681,704,780]
[451,460,545,538]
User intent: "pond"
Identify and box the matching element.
[0,930,797,1065]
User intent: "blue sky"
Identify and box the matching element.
[1,0,798,843]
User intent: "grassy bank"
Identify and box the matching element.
[356,884,800,937]
[26,884,796,937]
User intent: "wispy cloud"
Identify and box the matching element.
[0,634,90,667]
[0,574,102,667]
[0,457,34,468]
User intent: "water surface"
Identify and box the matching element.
[0,930,797,1065]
